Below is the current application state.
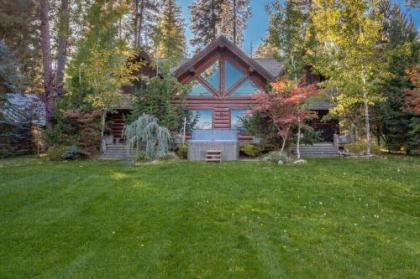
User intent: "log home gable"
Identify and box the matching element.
[173,36,281,132]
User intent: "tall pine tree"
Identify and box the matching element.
[153,0,186,59]
[219,0,251,45]
[133,0,160,49]
[266,0,311,80]
[0,0,42,93]
[372,0,419,152]
[190,0,250,49]
[190,0,221,49]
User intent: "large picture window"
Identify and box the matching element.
[191,110,213,129]
[231,109,247,129]
[201,61,220,91]
[231,79,259,96]
[187,57,262,97]
[224,60,244,90]
[188,81,212,97]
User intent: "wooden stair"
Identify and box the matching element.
[100,144,132,160]
[293,143,339,158]
[110,114,125,140]
[205,150,222,163]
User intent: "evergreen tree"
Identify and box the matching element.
[133,0,160,49]
[403,65,420,154]
[190,0,221,49]
[219,0,251,45]
[0,41,26,93]
[373,1,419,152]
[153,0,186,59]
[190,0,250,49]
[0,0,42,93]
[267,0,311,80]
[254,38,279,58]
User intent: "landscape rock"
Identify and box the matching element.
[293,159,307,165]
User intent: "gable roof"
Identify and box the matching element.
[173,36,282,82]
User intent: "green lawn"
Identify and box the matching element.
[0,157,419,278]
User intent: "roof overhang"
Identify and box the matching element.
[174,36,277,82]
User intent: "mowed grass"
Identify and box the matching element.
[0,157,419,278]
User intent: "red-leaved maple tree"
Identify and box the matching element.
[403,65,420,114]
[252,79,318,156]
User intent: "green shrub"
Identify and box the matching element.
[63,145,84,160]
[136,152,149,162]
[240,144,263,157]
[158,152,180,161]
[262,151,290,164]
[47,145,67,161]
[345,142,382,155]
[176,144,188,159]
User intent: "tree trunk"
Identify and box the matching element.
[363,94,372,156]
[280,129,289,154]
[133,0,139,47]
[40,0,54,131]
[296,118,301,159]
[361,71,372,156]
[137,0,145,48]
[101,110,107,138]
[211,0,217,39]
[233,0,237,45]
[56,0,69,98]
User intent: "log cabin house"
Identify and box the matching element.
[102,36,339,160]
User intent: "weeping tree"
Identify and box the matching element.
[124,114,171,160]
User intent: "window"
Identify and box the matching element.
[224,60,244,90]
[201,61,220,91]
[231,79,259,96]
[188,82,212,97]
[231,109,247,129]
[191,110,212,129]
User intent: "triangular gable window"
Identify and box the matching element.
[231,79,259,96]
[224,60,244,90]
[201,61,220,91]
[188,81,212,97]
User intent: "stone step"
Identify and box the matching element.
[205,150,222,163]
[291,144,338,158]
[104,148,129,151]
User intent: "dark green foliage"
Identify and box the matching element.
[0,100,33,158]
[158,152,180,161]
[153,0,186,58]
[175,143,188,159]
[0,0,41,93]
[0,41,26,93]
[240,144,263,157]
[130,70,189,132]
[262,151,290,163]
[242,112,283,149]
[373,1,419,152]
[0,121,33,158]
[136,152,149,162]
[290,125,322,145]
[46,145,67,161]
[266,0,310,80]
[407,116,420,154]
[62,145,84,160]
[189,0,251,48]
[47,110,102,157]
